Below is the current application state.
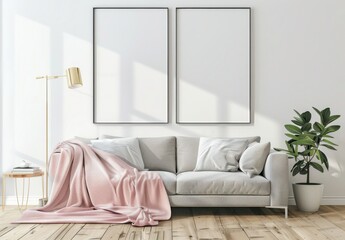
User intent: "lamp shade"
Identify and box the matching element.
[66,67,83,88]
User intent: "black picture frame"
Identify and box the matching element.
[175,7,252,124]
[93,7,169,124]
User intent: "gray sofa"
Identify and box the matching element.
[137,136,289,217]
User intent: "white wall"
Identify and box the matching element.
[2,0,345,205]
[0,0,2,177]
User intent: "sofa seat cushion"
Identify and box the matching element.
[176,171,270,195]
[151,171,176,195]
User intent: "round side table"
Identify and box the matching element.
[2,171,44,211]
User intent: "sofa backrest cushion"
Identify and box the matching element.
[139,136,176,173]
[91,137,145,170]
[176,136,261,173]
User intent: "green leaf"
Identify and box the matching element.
[323,134,334,139]
[314,135,321,145]
[285,141,293,152]
[315,150,321,160]
[310,162,324,173]
[321,108,331,125]
[300,149,312,156]
[316,149,326,161]
[292,160,304,169]
[324,125,341,135]
[291,160,305,175]
[316,150,329,170]
[292,119,304,126]
[304,131,317,138]
[293,110,305,126]
[323,157,329,170]
[294,109,302,118]
[285,124,302,134]
[285,133,299,140]
[322,139,338,146]
[293,145,299,157]
[313,122,324,132]
[301,111,312,122]
[301,123,312,132]
[292,166,301,176]
[313,107,325,125]
[320,144,337,151]
[327,115,341,125]
[300,167,308,175]
[273,148,289,153]
[284,141,298,157]
[291,137,315,146]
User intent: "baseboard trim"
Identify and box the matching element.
[289,196,345,205]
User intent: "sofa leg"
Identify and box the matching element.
[265,206,288,218]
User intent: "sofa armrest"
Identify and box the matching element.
[263,152,289,207]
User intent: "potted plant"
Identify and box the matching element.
[275,107,341,212]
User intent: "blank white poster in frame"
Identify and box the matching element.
[176,8,251,124]
[93,8,169,124]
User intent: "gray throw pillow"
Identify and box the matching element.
[91,137,145,170]
[138,137,176,173]
[239,142,271,178]
[194,137,249,172]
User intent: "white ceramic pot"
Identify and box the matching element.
[293,183,324,212]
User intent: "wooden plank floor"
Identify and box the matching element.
[1,206,345,239]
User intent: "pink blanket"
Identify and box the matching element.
[14,140,171,226]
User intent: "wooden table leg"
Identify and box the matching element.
[21,178,25,208]
[15,178,20,211]
[25,178,30,210]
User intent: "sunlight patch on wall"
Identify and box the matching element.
[329,158,342,177]
[94,45,121,121]
[239,112,279,142]
[133,62,167,122]
[225,100,250,122]
[179,79,217,122]
[62,33,96,140]
[13,15,50,168]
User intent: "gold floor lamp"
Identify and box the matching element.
[36,67,83,204]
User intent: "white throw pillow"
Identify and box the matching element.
[91,137,145,170]
[194,137,249,171]
[239,142,271,178]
